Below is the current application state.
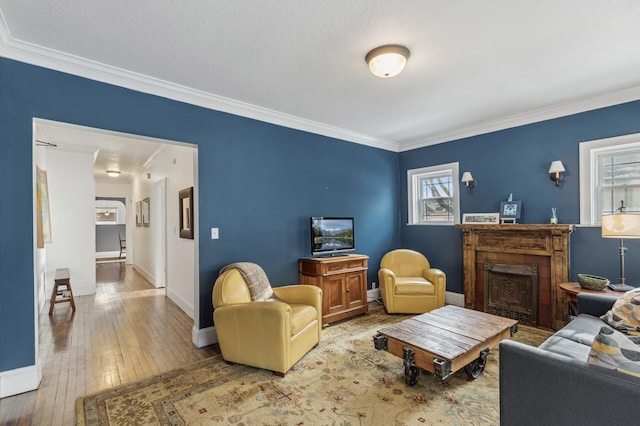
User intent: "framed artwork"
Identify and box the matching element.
[36,167,52,247]
[179,187,194,239]
[142,197,150,227]
[500,201,522,222]
[136,201,142,227]
[462,213,500,224]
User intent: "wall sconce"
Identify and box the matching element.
[548,161,565,187]
[461,171,476,193]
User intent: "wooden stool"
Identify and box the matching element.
[49,268,76,315]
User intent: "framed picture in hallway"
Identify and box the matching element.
[142,197,150,227]
[179,187,194,239]
[136,201,142,227]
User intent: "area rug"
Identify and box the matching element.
[76,307,551,425]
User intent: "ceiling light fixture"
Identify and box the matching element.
[365,44,410,78]
[106,170,121,177]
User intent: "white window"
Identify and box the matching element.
[408,162,460,225]
[580,133,640,224]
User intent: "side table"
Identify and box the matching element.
[558,282,621,324]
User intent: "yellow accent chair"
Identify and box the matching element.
[378,249,446,314]
[212,266,322,375]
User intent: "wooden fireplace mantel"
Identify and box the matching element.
[456,224,575,330]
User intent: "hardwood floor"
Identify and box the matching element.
[0,262,218,425]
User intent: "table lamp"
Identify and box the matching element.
[601,203,640,292]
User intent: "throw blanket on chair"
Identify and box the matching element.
[220,262,274,301]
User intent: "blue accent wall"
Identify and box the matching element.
[3,52,640,377]
[0,57,400,372]
[400,100,640,294]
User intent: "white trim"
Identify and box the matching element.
[0,20,396,152]
[367,288,381,302]
[579,132,640,224]
[400,86,640,152]
[193,325,217,348]
[2,11,639,154]
[0,364,39,398]
[445,291,465,307]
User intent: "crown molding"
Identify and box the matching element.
[0,21,398,152]
[2,12,638,155]
[399,85,640,152]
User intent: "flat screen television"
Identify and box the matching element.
[310,217,355,257]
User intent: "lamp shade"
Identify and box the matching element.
[601,213,640,238]
[461,171,474,183]
[365,45,410,78]
[548,161,565,174]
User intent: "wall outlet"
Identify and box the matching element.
[371,281,377,289]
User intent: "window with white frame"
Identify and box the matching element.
[579,133,640,224]
[408,162,460,225]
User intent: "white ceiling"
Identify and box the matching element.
[4,1,640,165]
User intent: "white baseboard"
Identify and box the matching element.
[133,265,156,287]
[96,251,121,259]
[446,291,464,307]
[193,325,217,348]
[0,364,39,398]
[367,288,381,302]
[367,289,464,306]
[167,289,194,319]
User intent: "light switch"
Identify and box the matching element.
[211,228,219,239]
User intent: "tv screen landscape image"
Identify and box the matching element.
[310,217,355,257]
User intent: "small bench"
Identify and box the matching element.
[49,268,76,315]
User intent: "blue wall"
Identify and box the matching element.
[400,101,640,293]
[0,57,400,372]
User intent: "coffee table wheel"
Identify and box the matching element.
[465,348,490,379]
[403,346,419,386]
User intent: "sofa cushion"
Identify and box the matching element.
[601,287,640,336]
[589,326,640,378]
[394,277,435,295]
[538,314,605,361]
[289,304,317,336]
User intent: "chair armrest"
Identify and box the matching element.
[423,268,445,290]
[272,285,322,310]
[500,339,640,425]
[577,292,619,316]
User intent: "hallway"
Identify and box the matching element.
[0,262,218,425]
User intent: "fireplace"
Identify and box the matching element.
[484,261,538,326]
[456,224,574,330]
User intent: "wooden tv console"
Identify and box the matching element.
[299,254,369,326]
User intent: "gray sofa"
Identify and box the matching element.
[500,292,640,425]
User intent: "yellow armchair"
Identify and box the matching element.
[212,267,322,375]
[378,249,446,314]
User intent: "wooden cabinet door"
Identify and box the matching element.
[345,272,365,309]
[324,274,347,316]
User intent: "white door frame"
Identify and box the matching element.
[154,178,167,289]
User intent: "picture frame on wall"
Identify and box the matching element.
[142,197,150,227]
[179,187,194,239]
[462,212,500,224]
[136,201,142,227]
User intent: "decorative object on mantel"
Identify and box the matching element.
[601,200,640,292]
[462,212,500,224]
[500,194,522,224]
[461,171,476,194]
[576,273,609,290]
[548,160,566,187]
[550,207,558,224]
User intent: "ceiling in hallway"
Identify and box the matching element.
[4,1,640,152]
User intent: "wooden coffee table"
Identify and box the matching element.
[373,305,518,385]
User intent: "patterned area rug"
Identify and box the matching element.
[76,307,551,425]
